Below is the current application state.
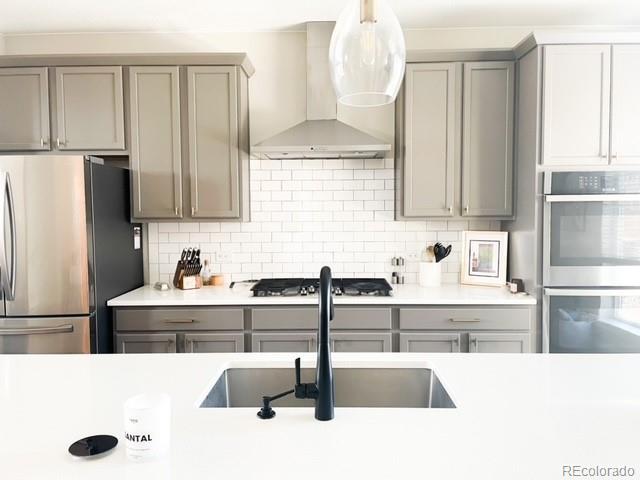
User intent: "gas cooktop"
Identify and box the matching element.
[250,278,393,297]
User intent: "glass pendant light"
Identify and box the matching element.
[329,0,406,107]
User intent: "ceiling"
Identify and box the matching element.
[1,0,640,34]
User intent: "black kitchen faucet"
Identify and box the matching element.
[257,266,335,421]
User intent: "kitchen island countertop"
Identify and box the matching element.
[0,352,636,479]
[108,283,536,307]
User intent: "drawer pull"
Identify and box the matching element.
[164,319,196,324]
[449,318,480,323]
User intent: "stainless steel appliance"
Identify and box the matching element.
[543,170,640,353]
[543,170,640,287]
[0,155,143,354]
[250,278,393,297]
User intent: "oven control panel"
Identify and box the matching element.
[550,171,640,195]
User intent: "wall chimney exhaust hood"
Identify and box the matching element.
[252,22,392,160]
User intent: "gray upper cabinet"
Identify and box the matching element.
[397,58,514,219]
[401,63,459,217]
[542,45,611,166]
[462,61,514,217]
[54,66,125,151]
[129,66,183,219]
[0,67,50,151]
[187,66,240,218]
[611,45,640,164]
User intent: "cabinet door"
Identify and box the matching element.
[331,332,391,352]
[129,66,182,219]
[251,333,316,353]
[55,66,125,150]
[403,63,458,217]
[187,66,240,218]
[400,333,461,353]
[469,333,530,353]
[115,333,177,354]
[0,67,50,151]
[611,45,640,164]
[184,333,244,353]
[462,61,514,217]
[542,45,611,165]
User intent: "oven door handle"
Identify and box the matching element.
[544,288,640,296]
[545,194,640,203]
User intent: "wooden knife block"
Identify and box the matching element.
[176,271,202,290]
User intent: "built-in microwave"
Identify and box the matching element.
[543,170,640,287]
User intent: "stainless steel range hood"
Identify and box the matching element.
[252,22,391,160]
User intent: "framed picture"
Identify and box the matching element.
[461,231,508,287]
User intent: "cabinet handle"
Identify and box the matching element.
[471,337,478,351]
[40,137,49,147]
[463,205,469,214]
[451,337,459,351]
[56,138,67,148]
[601,154,608,159]
[175,206,179,216]
[191,206,196,216]
[447,205,453,214]
[611,153,618,160]
[449,317,480,322]
[164,319,196,324]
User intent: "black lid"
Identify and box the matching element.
[68,435,118,458]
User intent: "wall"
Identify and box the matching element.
[3,27,523,283]
[146,158,500,285]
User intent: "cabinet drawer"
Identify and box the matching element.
[251,307,392,330]
[115,308,244,331]
[399,308,531,331]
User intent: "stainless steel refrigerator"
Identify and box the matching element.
[0,155,143,354]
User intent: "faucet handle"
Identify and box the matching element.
[294,357,318,400]
[295,357,301,386]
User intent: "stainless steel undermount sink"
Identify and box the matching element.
[200,367,456,409]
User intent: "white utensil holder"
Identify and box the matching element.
[419,262,442,287]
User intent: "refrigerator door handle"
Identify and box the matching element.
[6,173,16,301]
[0,172,12,301]
[0,324,74,335]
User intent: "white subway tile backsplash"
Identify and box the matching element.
[147,160,502,284]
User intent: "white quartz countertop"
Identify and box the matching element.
[107,283,535,307]
[0,352,637,479]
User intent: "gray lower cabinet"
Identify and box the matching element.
[252,332,316,353]
[0,67,50,151]
[400,333,461,353]
[115,333,177,353]
[462,61,514,217]
[54,66,125,150]
[469,333,530,353]
[184,333,244,353]
[331,332,392,352]
[186,66,241,218]
[129,66,183,219]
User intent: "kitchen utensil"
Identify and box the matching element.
[433,243,452,263]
